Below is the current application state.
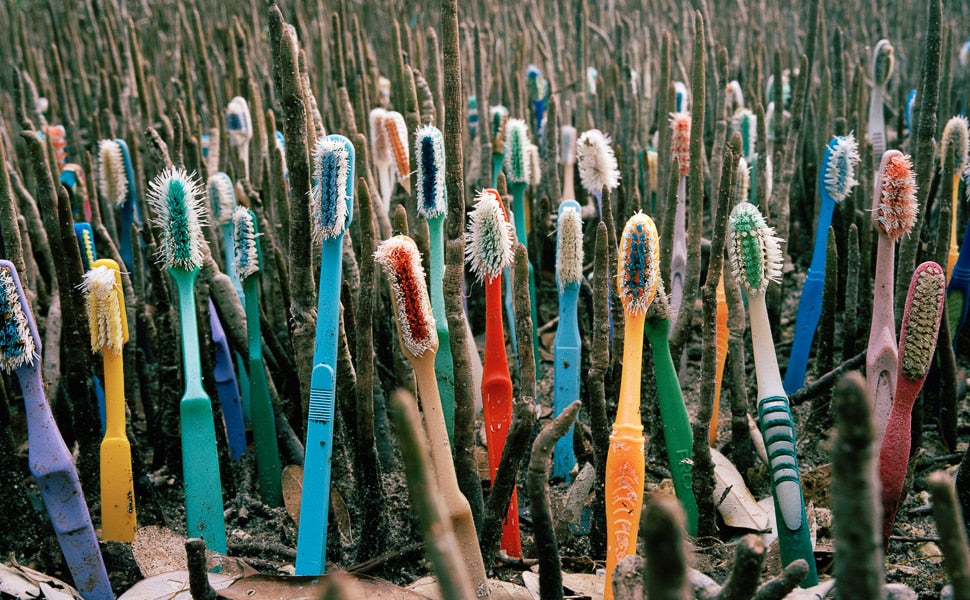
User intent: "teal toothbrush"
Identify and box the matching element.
[490,105,509,188]
[553,200,583,480]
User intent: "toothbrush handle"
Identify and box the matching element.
[868,90,886,169]
[210,303,247,460]
[879,382,918,545]
[784,267,825,393]
[711,282,729,447]
[428,217,457,446]
[552,343,580,480]
[604,424,644,600]
[246,278,282,506]
[948,221,970,349]
[948,176,962,280]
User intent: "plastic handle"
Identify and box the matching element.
[670,177,688,329]
[101,348,136,542]
[553,285,581,480]
[604,424,644,600]
[296,363,336,575]
[879,379,919,544]
[428,216,457,445]
[209,300,247,460]
[947,220,970,343]
[710,279,729,446]
[784,269,825,393]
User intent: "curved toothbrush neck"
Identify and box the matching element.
[748,292,785,399]
[808,195,836,273]
[615,310,647,426]
[484,274,506,364]
[170,266,207,398]
[313,235,345,367]
[555,282,581,348]
[428,216,448,331]
[244,277,262,361]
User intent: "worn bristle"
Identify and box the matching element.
[727,80,744,111]
[646,276,672,320]
[233,207,260,279]
[873,40,895,87]
[733,157,750,204]
[899,262,945,381]
[526,65,548,103]
[674,81,689,112]
[0,266,37,372]
[576,129,620,195]
[876,152,918,241]
[383,111,410,181]
[416,126,446,219]
[504,119,531,184]
[83,265,124,354]
[556,203,584,286]
[617,212,660,315]
[491,105,509,151]
[311,137,351,242]
[465,189,515,282]
[369,108,391,167]
[728,202,784,294]
[207,172,236,225]
[823,135,861,201]
[374,235,437,356]
[527,143,541,187]
[941,116,970,175]
[226,96,253,145]
[147,167,206,270]
[731,109,757,158]
[647,150,658,193]
[560,126,577,165]
[670,112,691,177]
[98,139,127,205]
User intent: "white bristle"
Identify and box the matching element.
[942,116,970,175]
[731,108,758,158]
[504,119,532,184]
[465,189,515,282]
[618,212,660,315]
[415,125,447,219]
[83,265,124,354]
[369,108,391,168]
[226,96,253,146]
[670,112,691,177]
[98,139,128,206]
[557,205,584,287]
[728,202,784,294]
[146,167,207,270]
[233,207,260,279]
[383,111,410,181]
[727,80,744,111]
[0,267,37,372]
[733,157,750,204]
[560,126,577,165]
[207,172,236,225]
[527,143,542,187]
[311,137,351,242]
[374,235,438,357]
[576,129,620,195]
[823,135,861,202]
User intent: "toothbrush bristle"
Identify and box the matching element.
[311,137,351,242]
[374,235,438,357]
[576,129,620,195]
[207,172,236,225]
[556,204,584,286]
[83,265,124,354]
[617,212,660,315]
[383,111,410,181]
[98,139,128,206]
[823,135,861,202]
[728,202,783,294]
[560,126,577,165]
[369,108,391,167]
[465,188,515,282]
[233,207,260,279]
[731,108,757,158]
[647,149,658,193]
[732,157,750,204]
[226,96,253,144]
[670,112,691,177]
[899,262,945,382]
[646,276,672,320]
[877,152,918,242]
[873,40,895,87]
[0,266,37,372]
[416,125,447,219]
[147,167,206,270]
[527,143,541,187]
[504,119,531,184]
[490,105,509,153]
[674,81,689,112]
[941,116,970,175]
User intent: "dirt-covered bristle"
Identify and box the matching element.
[226,96,252,144]
[557,205,584,286]
[416,125,446,219]
[0,267,36,372]
[383,111,410,180]
[147,167,206,270]
[732,157,750,204]
[490,105,509,153]
[98,139,127,205]
[369,107,390,167]
[941,115,969,175]
[374,236,437,357]
[465,189,514,282]
[824,135,860,201]
[207,172,235,225]
[873,40,895,87]
[504,119,531,184]
[527,143,541,187]
[670,112,691,177]
[233,207,259,279]
[617,212,660,315]
[577,129,620,195]
[728,202,783,294]
[900,263,945,381]
[311,138,350,242]
[877,153,918,242]
[83,265,124,354]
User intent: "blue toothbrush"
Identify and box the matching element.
[98,139,141,272]
[553,200,583,480]
[209,299,247,460]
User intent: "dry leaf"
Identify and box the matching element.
[409,576,532,599]
[0,562,82,600]
[117,571,236,599]
[131,526,189,577]
[331,488,354,545]
[282,464,304,525]
[711,448,771,531]
[521,571,600,599]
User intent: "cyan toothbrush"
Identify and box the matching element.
[383,111,411,195]
[553,200,583,480]
[941,116,969,279]
[0,260,113,599]
[295,134,354,575]
[490,105,510,188]
[732,108,758,203]
[146,166,227,553]
[233,207,282,506]
[784,135,860,393]
[868,40,894,172]
[468,95,479,138]
[74,222,97,272]
[415,125,457,445]
[560,125,577,202]
[208,173,243,299]
[370,107,394,213]
[668,111,691,329]
[674,81,689,112]
[526,65,550,141]
[208,299,246,460]
[62,163,92,223]
[728,202,818,586]
[227,96,254,180]
[576,128,620,220]
[98,138,140,271]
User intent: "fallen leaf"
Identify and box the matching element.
[521,571,600,599]
[409,576,532,599]
[0,562,82,600]
[282,464,304,525]
[332,488,354,546]
[117,571,236,599]
[131,526,189,577]
[711,448,771,531]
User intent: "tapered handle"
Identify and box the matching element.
[296,363,336,575]
[784,269,825,393]
[604,426,644,600]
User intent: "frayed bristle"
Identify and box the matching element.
[941,116,970,175]
[147,167,206,270]
[98,139,127,205]
[728,202,783,294]
[876,152,918,241]
[732,157,750,204]
[560,126,577,165]
[647,150,658,193]
[576,129,620,195]
[226,96,253,145]
[726,80,744,112]
[311,137,352,242]
[899,262,945,381]
[504,119,531,184]
[526,65,548,103]
[374,235,437,357]
[491,105,509,153]
[823,135,861,202]
[731,109,757,158]
[416,125,447,219]
[0,265,37,372]
[646,276,671,320]
[369,108,391,167]
[465,189,515,282]
[233,207,260,279]
[674,81,689,112]
[617,212,660,315]
[83,265,124,354]
[527,143,541,187]
[383,111,410,181]
[670,112,691,177]
[872,40,895,87]
[207,172,236,225]
[556,202,584,287]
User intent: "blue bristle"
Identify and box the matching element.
[625,223,649,300]
[420,136,437,213]
[0,268,33,371]
[318,152,341,232]
[226,113,244,131]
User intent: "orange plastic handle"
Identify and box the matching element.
[710,277,729,446]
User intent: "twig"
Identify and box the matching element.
[752,560,808,600]
[642,495,691,600]
[714,535,765,600]
[186,539,216,600]
[587,222,611,556]
[789,350,866,406]
[928,471,970,599]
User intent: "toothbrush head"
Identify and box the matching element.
[374,235,438,357]
[732,157,750,205]
[207,172,236,225]
[369,107,391,168]
[872,40,895,88]
[233,207,261,280]
[147,167,206,271]
[527,143,541,187]
[736,108,757,158]
[905,90,917,133]
[382,111,410,183]
[556,200,584,288]
[617,212,660,316]
[674,81,689,112]
[646,149,658,193]
[465,188,515,283]
[468,96,479,138]
[226,96,253,146]
[415,125,447,219]
[874,150,918,242]
[728,202,784,295]
[504,119,531,185]
[0,260,39,372]
[726,80,744,112]
[670,112,691,177]
[490,105,509,154]
[98,139,127,206]
[74,222,97,271]
[941,116,970,176]
[83,259,128,354]
[311,134,356,243]
[526,65,549,103]
[560,126,577,166]
[822,135,861,202]
[962,38,970,68]
[577,129,620,195]
[898,261,945,382]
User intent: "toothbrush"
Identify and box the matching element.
[732,108,757,203]
[383,111,411,195]
[643,279,699,535]
[296,134,355,575]
[674,81,689,112]
[468,95,479,138]
[227,96,253,180]
[669,111,691,329]
[0,261,113,599]
[208,173,243,300]
[208,299,247,460]
[879,261,945,545]
[74,222,97,272]
[61,163,92,223]
[576,129,620,220]
[415,125,457,445]
[784,135,860,393]
[375,234,488,590]
[369,107,394,213]
[466,188,522,558]
[505,118,540,370]
[560,125,577,202]
[645,148,658,213]
[233,207,283,506]
[146,166,227,553]
[868,40,894,172]
[868,151,917,443]
[490,105,509,188]
[553,200,583,480]
[98,138,140,271]
[526,65,549,141]
[604,212,660,600]
[84,259,137,543]
[728,202,818,586]
[941,116,969,279]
